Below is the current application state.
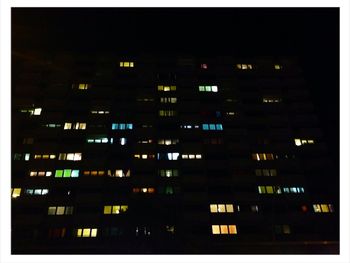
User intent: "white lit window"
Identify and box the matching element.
[33,108,42,115]
[294,138,315,146]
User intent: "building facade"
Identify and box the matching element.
[11,52,339,254]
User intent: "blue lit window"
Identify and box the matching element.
[216,124,223,130]
[202,124,209,130]
[71,170,79,178]
[112,124,118,130]
[120,123,126,130]
[209,124,216,130]
[126,124,133,130]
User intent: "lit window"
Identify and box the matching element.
[134,154,155,160]
[181,154,202,159]
[158,85,176,91]
[91,110,110,114]
[210,204,235,213]
[313,204,334,213]
[198,85,218,92]
[274,64,282,70]
[43,123,61,128]
[76,228,98,237]
[158,139,179,145]
[133,187,155,194]
[58,153,82,161]
[104,205,128,214]
[24,188,49,195]
[200,63,208,69]
[180,124,200,129]
[137,139,153,144]
[29,170,52,177]
[111,123,133,130]
[159,110,177,117]
[160,97,177,103]
[202,123,223,130]
[86,136,109,144]
[252,153,274,161]
[294,138,315,146]
[76,83,90,90]
[212,225,237,234]
[108,169,131,177]
[33,108,42,115]
[159,169,179,177]
[157,152,179,161]
[119,61,135,68]
[64,122,86,130]
[55,169,79,178]
[11,188,21,198]
[236,64,253,70]
[48,206,74,215]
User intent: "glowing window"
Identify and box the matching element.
[120,61,134,68]
[104,205,128,214]
[158,85,176,91]
[77,83,90,90]
[198,85,218,92]
[236,64,253,70]
[274,64,282,70]
[11,188,21,198]
[212,225,237,234]
[33,108,42,115]
[294,138,315,146]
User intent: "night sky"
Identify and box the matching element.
[12,7,339,192]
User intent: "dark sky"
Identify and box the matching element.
[12,7,339,178]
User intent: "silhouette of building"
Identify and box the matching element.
[11,52,339,254]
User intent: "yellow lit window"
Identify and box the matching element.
[77,229,82,237]
[78,84,89,90]
[212,225,220,234]
[218,204,225,213]
[11,188,21,198]
[104,206,112,214]
[210,204,217,213]
[56,206,65,215]
[266,186,274,194]
[321,204,329,212]
[274,64,282,70]
[48,207,56,215]
[295,138,302,146]
[112,206,121,214]
[91,229,97,237]
[120,61,134,68]
[82,229,91,237]
[226,204,234,213]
